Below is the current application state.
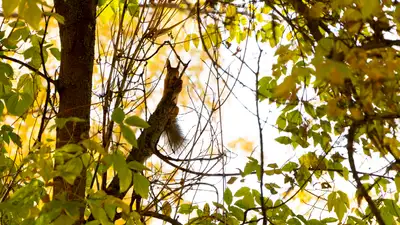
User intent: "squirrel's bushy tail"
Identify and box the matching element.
[165,117,184,152]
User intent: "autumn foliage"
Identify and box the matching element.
[0,0,400,225]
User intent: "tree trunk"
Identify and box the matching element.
[53,0,96,222]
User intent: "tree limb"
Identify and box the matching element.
[347,123,385,225]
[106,61,188,199]
[142,211,183,225]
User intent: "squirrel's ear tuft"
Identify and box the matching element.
[166,59,172,69]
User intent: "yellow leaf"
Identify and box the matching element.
[228,139,239,148]
[329,67,344,85]
[275,45,290,56]
[346,21,363,34]
[226,5,237,18]
[297,190,313,203]
[327,99,343,118]
[394,6,400,23]
[192,34,199,48]
[2,0,19,17]
[360,0,381,19]
[342,8,362,22]
[350,108,363,120]
[256,13,263,23]
[262,6,271,14]
[309,2,325,19]
[286,32,293,41]
[162,202,172,216]
[184,35,190,52]
[227,138,254,152]
[332,0,353,9]
[367,69,384,81]
[362,99,374,114]
[273,75,296,98]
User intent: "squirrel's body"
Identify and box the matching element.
[162,60,185,152]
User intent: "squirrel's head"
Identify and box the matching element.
[166,59,180,78]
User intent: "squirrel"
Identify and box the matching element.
[162,59,185,152]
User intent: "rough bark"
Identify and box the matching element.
[53,0,96,221]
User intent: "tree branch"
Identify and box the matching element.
[142,211,183,225]
[0,54,55,85]
[347,123,385,225]
[106,61,189,199]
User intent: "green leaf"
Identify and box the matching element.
[334,200,346,221]
[91,206,111,224]
[85,220,101,225]
[9,132,22,147]
[342,166,349,180]
[111,108,125,124]
[304,102,316,118]
[178,204,197,214]
[52,117,86,131]
[133,173,150,199]
[58,144,84,154]
[265,183,280,195]
[50,12,65,24]
[127,161,150,171]
[337,191,349,208]
[118,167,132,193]
[6,92,33,116]
[227,177,237,184]
[105,196,130,215]
[0,101,4,117]
[243,159,259,176]
[50,48,61,60]
[267,163,278,168]
[316,38,334,57]
[24,0,42,30]
[2,0,19,17]
[81,139,107,155]
[234,187,251,197]
[17,74,35,97]
[0,62,14,85]
[229,206,244,221]
[104,203,116,221]
[361,0,380,19]
[320,217,337,223]
[327,191,349,221]
[276,115,286,130]
[124,115,150,128]
[224,188,233,205]
[58,157,83,185]
[127,1,139,17]
[395,176,400,192]
[203,203,210,216]
[113,152,132,193]
[52,214,76,225]
[80,153,90,167]
[162,202,172,216]
[121,125,138,148]
[275,136,292,145]
[381,209,395,225]
[287,218,302,225]
[383,199,400,217]
[282,162,298,172]
[286,110,302,125]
